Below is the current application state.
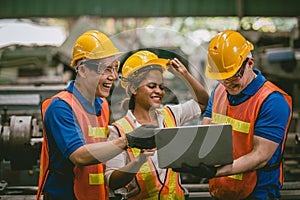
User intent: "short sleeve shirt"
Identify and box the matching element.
[203,69,291,199]
[43,80,104,199]
[105,99,201,186]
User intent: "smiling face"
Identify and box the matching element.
[219,57,255,95]
[133,70,165,110]
[92,56,119,98]
[76,56,119,100]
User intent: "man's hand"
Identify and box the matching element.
[173,163,217,179]
[126,124,157,149]
[136,149,156,164]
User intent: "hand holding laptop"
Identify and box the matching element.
[126,124,158,149]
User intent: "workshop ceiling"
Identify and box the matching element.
[1,0,299,19]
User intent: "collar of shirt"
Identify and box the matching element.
[126,109,165,128]
[227,69,266,105]
[65,80,103,115]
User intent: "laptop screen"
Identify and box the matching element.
[155,124,233,168]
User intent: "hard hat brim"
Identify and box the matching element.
[205,65,237,80]
[71,51,124,67]
[120,58,170,88]
[145,58,170,70]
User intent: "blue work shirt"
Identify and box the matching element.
[204,69,291,199]
[43,80,104,199]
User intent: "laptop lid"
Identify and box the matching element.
[155,124,233,169]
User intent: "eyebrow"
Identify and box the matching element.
[146,81,164,84]
[100,60,118,65]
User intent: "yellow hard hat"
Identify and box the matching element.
[121,50,170,88]
[205,30,254,80]
[70,30,121,67]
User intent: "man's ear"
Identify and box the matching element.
[247,57,254,68]
[77,65,88,78]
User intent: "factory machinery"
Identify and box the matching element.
[1,30,300,200]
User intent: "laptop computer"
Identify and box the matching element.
[154,124,233,169]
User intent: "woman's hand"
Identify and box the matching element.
[136,148,156,163]
[169,58,188,76]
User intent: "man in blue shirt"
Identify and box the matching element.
[174,30,292,200]
[37,30,157,200]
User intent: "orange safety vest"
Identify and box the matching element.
[209,82,292,200]
[112,107,185,200]
[36,90,110,200]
